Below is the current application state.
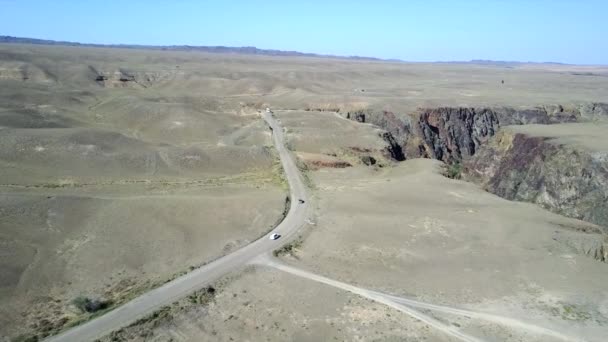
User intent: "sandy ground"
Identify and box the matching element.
[0,184,285,339]
[276,111,387,155]
[98,267,461,342]
[0,44,288,340]
[504,122,608,153]
[280,159,608,341]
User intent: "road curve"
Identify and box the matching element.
[46,112,309,342]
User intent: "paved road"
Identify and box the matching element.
[46,112,309,342]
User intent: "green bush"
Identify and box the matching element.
[71,296,110,313]
[11,334,38,342]
[446,162,462,179]
[273,240,302,257]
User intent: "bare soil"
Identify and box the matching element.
[281,158,608,341]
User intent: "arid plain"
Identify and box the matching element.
[1,43,608,341]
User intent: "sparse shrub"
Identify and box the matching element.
[41,183,62,188]
[72,296,88,312]
[71,296,110,313]
[187,286,216,305]
[273,240,303,257]
[285,141,295,151]
[445,162,462,179]
[360,155,377,166]
[11,334,39,342]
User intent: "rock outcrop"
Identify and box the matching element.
[465,128,608,229]
[416,107,500,162]
[346,111,366,123]
[412,104,608,163]
[360,155,376,166]
[344,103,608,163]
[342,104,608,262]
[90,66,171,88]
[380,131,405,161]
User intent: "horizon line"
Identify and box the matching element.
[1,34,602,66]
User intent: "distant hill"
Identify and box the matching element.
[0,35,389,61]
[0,36,575,65]
[439,59,569,66]
[469,59,567,66]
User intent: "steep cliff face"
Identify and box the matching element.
[348,103,608,163]
[413,103,608,163]
[465,128,608,229]
[380,131,405,161]
[342,104,608,261]
[464,126,608,261]
[416,107,500,162]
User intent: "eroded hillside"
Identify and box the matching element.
[341,104,608,236]
[0,45,289,340]
[466,124,608,234]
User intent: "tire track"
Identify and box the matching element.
[261,258,482,342]
[261,258,582,342]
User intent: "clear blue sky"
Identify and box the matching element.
[1,0,607,64]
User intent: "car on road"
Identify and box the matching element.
[298,199,305,204]
[269,233,281,240]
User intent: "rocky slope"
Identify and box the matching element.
[343,104,608,261]
[463,125,608,261]
[414,104,608,162]
[464,125,608,227]
[347,103,608,163]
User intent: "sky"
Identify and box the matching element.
[1,0,607,64]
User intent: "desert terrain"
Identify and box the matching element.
[1,42,608,341]
[0,44,289,340]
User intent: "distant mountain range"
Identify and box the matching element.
[462,59,566,66]
[0,35,389,61]
[0,35,570,65]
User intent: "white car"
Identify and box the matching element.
[269,233,281,240]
